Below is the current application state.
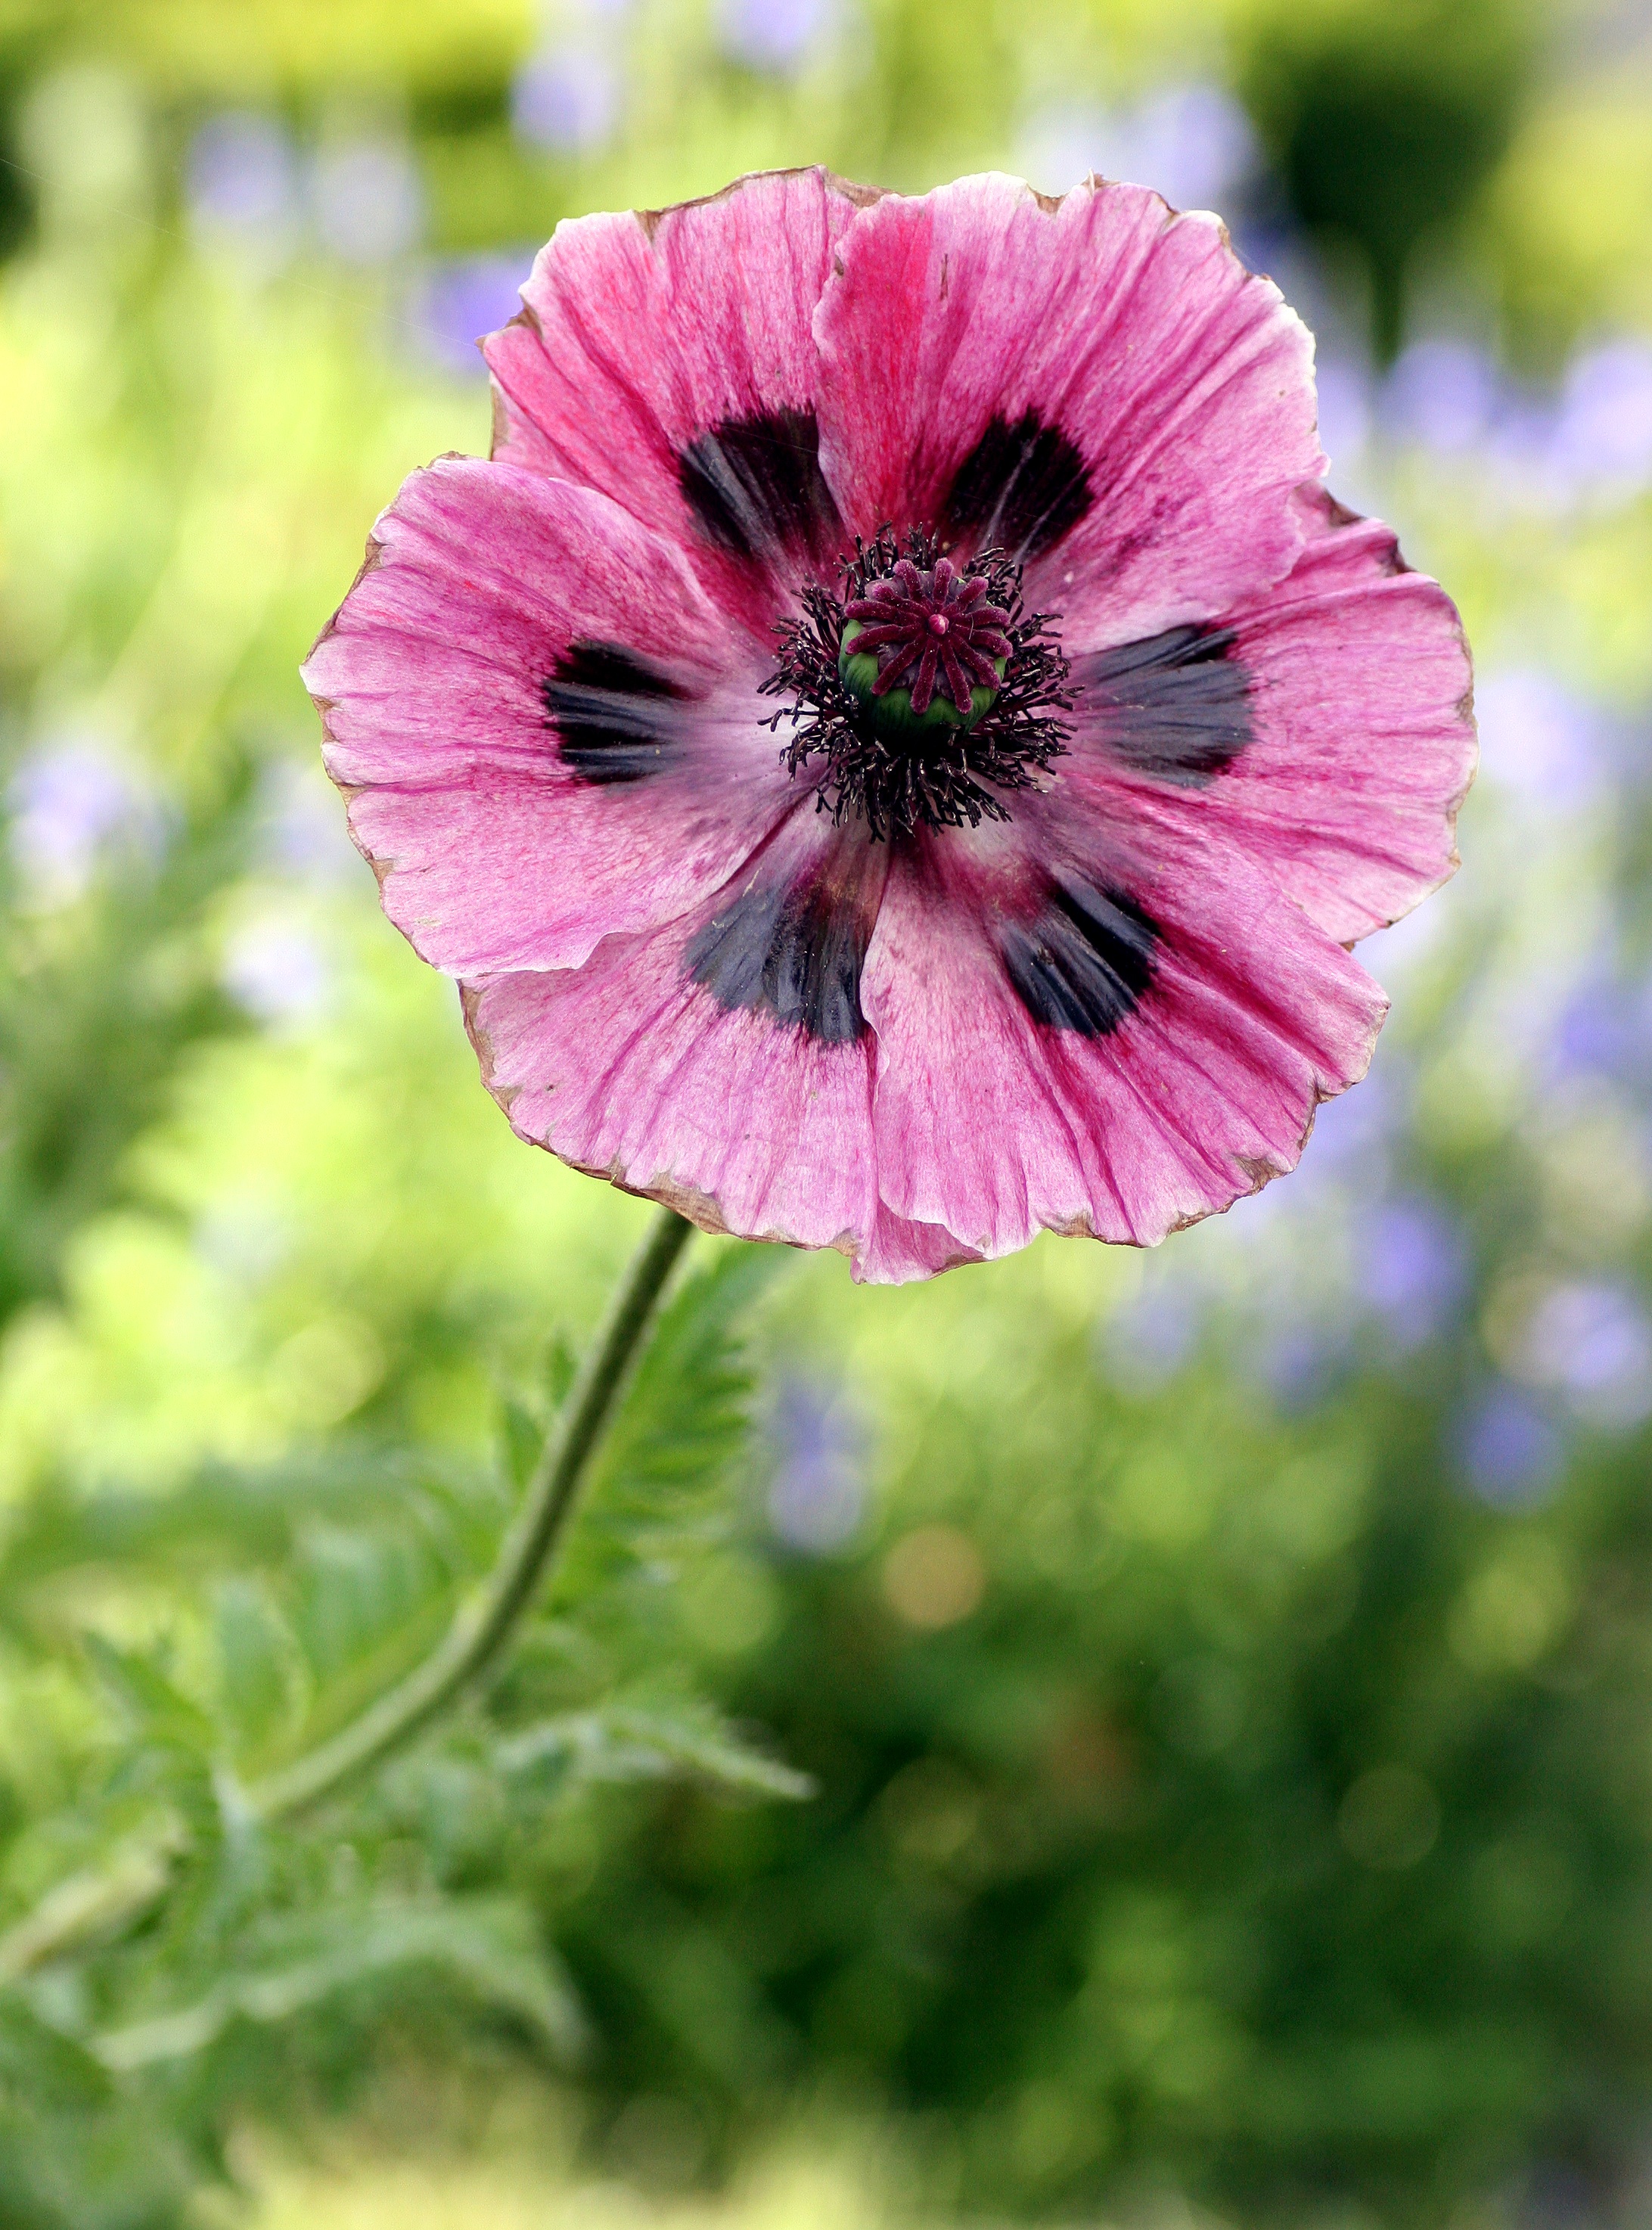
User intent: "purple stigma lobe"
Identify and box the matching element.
[846,551,1011,714]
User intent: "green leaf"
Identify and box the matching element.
[498,1395,545,1495]
[545,1328,579,1409]
[211,1578,306,1756]
[0,1989,113,2109]
[0,1823,185,1983]
[496,1331,578,1492]
[564,1244,784,1593]
[496,1700,814,1804]
[80,1636,216,1758]
[92,1894,585,2073]
[0,1450,505,1608]
[0,2085,194,2230]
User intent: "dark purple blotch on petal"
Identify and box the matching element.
[1002,878,1160,1036]
[1078,626,1252,785]
[686,868,871,1044]
[941,412,1092,562]
[543,640,691,783]
[678,406,842,561]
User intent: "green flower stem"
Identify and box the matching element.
[0,1204,694,1979]
[248,1204,694,1822]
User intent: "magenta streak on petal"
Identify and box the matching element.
[303,456,790,976]
[473,908,991,1287]
[812,175,1325,651]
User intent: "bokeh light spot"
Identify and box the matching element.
[882,1525,986,1629]
[1337,1766,1441,1869]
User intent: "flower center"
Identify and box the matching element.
[762,529,1073,839]
[840,554,1012,733]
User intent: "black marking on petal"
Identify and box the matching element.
[678,407,841,561]
[941,412,1092,561]
[1078,626,1252,786]
[543,640,689,784]
[686,871,869,1044]
[1002,878,1160,1037]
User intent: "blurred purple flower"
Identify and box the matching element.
[312,138,423,263]
[1360,329,1652,514]
[767,1379,865,1552]
[1303,1053,1405,1184]
[1548,338,1652,494]
[222,915,331,1028]
[1102,1279,1204,1391]
[1259,1322,1346,1410]
[1356,1196,1469,1349]
[1112,83,1257,210]
[7,741,162,900]
[1553,971,1652,1092]
[718,0,829,73]
[1483,391,1560,484]
[1020,83,1256,212]
[414,253,533,377]
[188,112,299,247]
[1473,669,1601,807]
[255,760,361,887]
[1315,356,1373,473]
[1382,338,1500,455]
[1520,1280,1652,1429]
[1456,1385,1566,1507]
[511,45,621,154]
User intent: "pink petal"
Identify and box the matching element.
[857,811,1387,1269]
[303,455,790,975]
[484,167,879,636]
[1212,486,1477,942]
[860,1205,985,1282]
[813,173,1324,648]
[1061,486,1477,946]
[461,865,882,1259]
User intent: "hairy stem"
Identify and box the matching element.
[249,1204,694,1822]
[0,1204,694,1978]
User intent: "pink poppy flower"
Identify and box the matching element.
[303,168,1475,1284]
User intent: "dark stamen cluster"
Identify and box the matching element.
[762,527,1074,840]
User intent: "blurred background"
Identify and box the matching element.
[1,0,1650,2225]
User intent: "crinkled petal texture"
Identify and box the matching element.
[485,166,876,638]
[305,166,1476,1284]
[859,812,1390,1260]
[814,172,1327,648]
[1197,486,1476,943]
[305,456,793,974]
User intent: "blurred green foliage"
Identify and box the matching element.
[1233,0,1534,358]
[0,2,1648,2228]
